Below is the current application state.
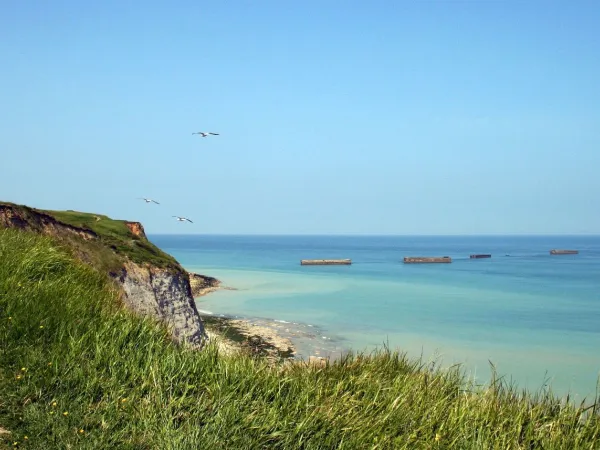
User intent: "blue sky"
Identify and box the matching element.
[1,1,599,235]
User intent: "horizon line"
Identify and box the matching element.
[146,233,600,237]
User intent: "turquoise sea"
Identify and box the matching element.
[150,235,600,401]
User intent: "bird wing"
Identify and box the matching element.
[185,218,193,223]
[209,132,219,135]
[152,200,160,204]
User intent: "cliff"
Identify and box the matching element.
[189,272,221,297]
[0,201,206,348]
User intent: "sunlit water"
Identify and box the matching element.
[150,234,600,401]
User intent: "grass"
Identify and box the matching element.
[1,228,600,449]
[0,201,180,273]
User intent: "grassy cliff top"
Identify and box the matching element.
[0,201,180,273]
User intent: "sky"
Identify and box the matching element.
[1,0,599,235]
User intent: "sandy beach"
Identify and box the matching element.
[190,271,347,364]
[201,314,350,368]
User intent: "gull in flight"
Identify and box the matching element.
[172,216,193,223]
[192,132,219,138]
[138,197,160,204]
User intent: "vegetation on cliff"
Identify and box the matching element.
[0,201,180,273]
[1,228,600,449]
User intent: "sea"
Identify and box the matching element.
[150,234,600,401]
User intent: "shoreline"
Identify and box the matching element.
[201,314,296,362]
[189,271,346,364]
[188,271,298,362]
[200,313,349,366]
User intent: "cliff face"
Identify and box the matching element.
[118,262,205,347]
[0,202,206,348]
[126,221,147,239]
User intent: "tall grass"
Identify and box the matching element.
[1,228,599,449]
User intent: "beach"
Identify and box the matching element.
[196,292,344,366]
[189,271,306,363]
[190,271,350,364]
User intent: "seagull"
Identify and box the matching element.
[172,216,193,223]
[138,197,160,204]
[192,132,219,138]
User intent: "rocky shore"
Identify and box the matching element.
[186,269,348,365]
[186,271,296,361]
[188,272,222,297]
[201,315,296,363]
[195,280,347,366]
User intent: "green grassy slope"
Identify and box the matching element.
[0,202,180,273]
[1,228,599,449]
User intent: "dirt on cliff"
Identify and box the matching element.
[0,202,97,241]
[126,221,147,239]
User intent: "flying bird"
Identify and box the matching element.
[192,132,219,138]
[138,197,160,204]
[172,216,193,223]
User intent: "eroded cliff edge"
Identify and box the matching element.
[189,272,221,297]
[0,201,207,348]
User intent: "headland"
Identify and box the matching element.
[2,200,599,448]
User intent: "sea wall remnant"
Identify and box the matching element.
[300,259,352,265]
[403,256,452,264]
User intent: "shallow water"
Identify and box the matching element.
[151,234,600,400]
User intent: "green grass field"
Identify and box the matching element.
[1,228,599,449]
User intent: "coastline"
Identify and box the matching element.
[200,313,347,367]
[188,271,342,365]
[201,314,296,362]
